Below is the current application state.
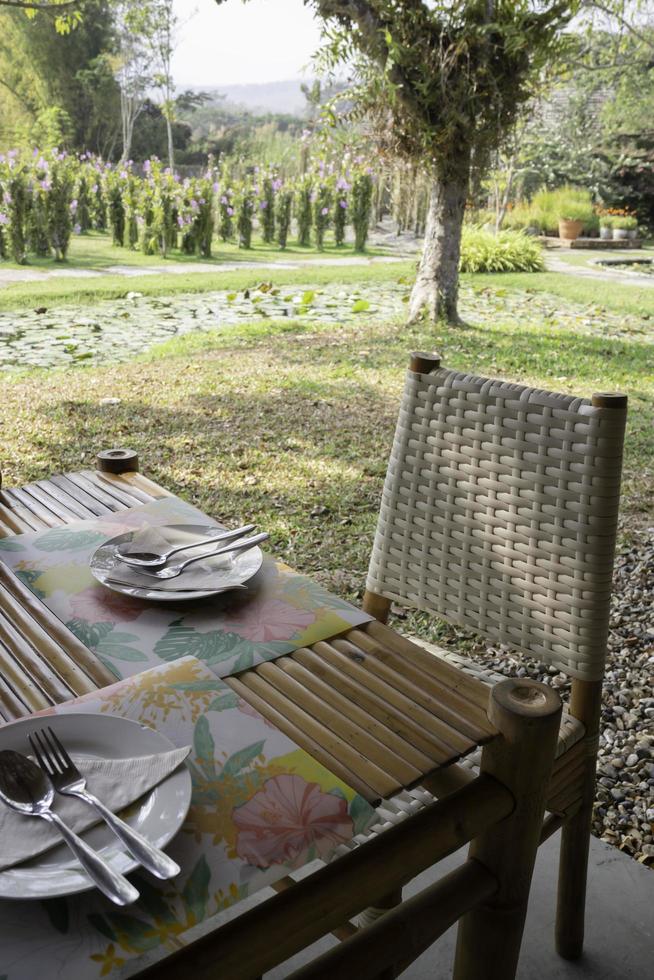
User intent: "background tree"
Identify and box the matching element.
[298,0,577,323]
[0,0,118,152]
[150,0,178,169]
[112,1,155,161]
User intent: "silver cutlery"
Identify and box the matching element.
[0,749,139,906]
[115,523,256,568]
[135,532,269,580]
[30,728,180,882]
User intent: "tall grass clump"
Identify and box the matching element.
[460,228,544,273]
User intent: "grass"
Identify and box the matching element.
[0,261,415,312]
[1,230,389,273]
[463,271,654,318]
[2,282,652,645]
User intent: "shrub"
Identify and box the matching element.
[313,182,332,251]
[351,171,373,252]
[237,187,255,249]
[296,176,312,247]
[218,188,235,241]
[260,176,276,243]
[46,160,73,261]
[460,228,545,273]
[276,189,293,249]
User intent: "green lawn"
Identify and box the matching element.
[1,230,388,273]
[2,280,652,651]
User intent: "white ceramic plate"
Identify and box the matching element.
[90,523,264,602]
[0,713,192,900]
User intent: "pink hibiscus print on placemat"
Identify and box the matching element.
[224,598,315,643]
[233,773,353,868]
[69,586,148,624]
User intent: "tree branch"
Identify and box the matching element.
[0,1,79,10]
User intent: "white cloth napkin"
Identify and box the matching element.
[110,524,234,591]
[0,746,189,871]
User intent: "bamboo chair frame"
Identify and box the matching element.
[0,355,627,976]
[361,351,628,965]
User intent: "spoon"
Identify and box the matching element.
[137,532,269,580]
[116,523,256,568]
[0,750,139,906]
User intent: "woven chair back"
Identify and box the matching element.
[366,365,627,680]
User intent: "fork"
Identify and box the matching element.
[29,728,180,880]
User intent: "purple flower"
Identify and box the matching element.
[272,178,283,192]
[220,195,228,205]
[74,223,81,235]
[227,206,234,216]
[199,197,206,205]
[7,149,17,159]
[260,201,268,210]
[3,192,11,205]
[40,179,51,192]
[190,199,199,210]
[336,177,349,191]
[177,215,184,227]
[143,160,151,173]
[120,170,128,180]
[91,183,98,193]
[0,213,8,226]
[339,199,348,209]
[213,182,220,192]
[70,199,78,214]
[321,207,329,216]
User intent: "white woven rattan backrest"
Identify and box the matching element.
[366,365,627,681]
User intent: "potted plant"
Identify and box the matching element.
[558,201,593,242]
[624,215,639,240]
[599,217,612,240]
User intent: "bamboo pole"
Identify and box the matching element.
[136,774,513,980]
[453,678,562,980]
[556,677,604,959]
[288,861,497,980]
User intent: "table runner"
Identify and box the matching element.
[0,656,377,980]
[0,495,372,681]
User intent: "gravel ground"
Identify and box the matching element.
[447,527,654,865]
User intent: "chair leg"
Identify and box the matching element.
[555,797,593,960]
[555,677,602,960]
[453,679,562,980]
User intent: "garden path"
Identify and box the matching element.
[0,254,407,289]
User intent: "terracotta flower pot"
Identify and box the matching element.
[558,219,584,242]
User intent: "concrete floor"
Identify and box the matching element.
[268,832,654,979]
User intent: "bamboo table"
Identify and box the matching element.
[0,451,569,979]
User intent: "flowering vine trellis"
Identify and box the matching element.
[0,148,376,264]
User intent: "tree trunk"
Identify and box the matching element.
[166,114,175,171]
[408,171,469,325]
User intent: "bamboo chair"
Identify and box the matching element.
[358,352,628,965]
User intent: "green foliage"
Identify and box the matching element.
[529,187,594,235]
[276,189,293,250]
[313,181,332,251]
[260,175,276,243]
[296,175,313,247]
[237,184,254,250]
[460,228,544,274]
[309,1,574,179]
[351,170,373,252]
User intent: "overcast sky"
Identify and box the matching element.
[171,0,322,87]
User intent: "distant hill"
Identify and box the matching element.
[196,80,310,116]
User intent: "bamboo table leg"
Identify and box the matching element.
[453,679,562,980]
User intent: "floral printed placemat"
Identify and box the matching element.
[0,656,376,980]
[0,496,372,681]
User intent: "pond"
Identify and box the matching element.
[0,282,409,371]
